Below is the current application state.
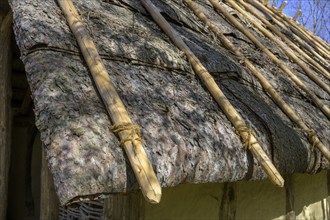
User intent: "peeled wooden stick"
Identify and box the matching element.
[257,0,330,59]
[141,0,284,187]
[57,0,161,204]
[183,0,330,162]
[293,9,301,21]
[247,0,330,69]
[228,0,330,88]
[278,1,287,12]
[209,0,330,119]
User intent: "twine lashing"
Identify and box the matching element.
[237,125,258,149]
[111,123,142,148]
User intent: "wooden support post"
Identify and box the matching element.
[219,183,237,220]
[103,193,142,220]
[292,9,301,21]
[142,0,284,187]
[57,0,162,203]
[0,11,12,220]
[326,171,330,219]
[285,176,295,220]
[40,147,59,220]
[278,1,287,12]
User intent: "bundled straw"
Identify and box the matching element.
[57,0,161,204]
[183,0,330,162]
[209,0,330,119]
[141,0,284,187]
[233,0,330,81]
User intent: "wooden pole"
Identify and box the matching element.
[278,1,287,12]
[57,0,161,204]
[0,11,12,220]
[247,0,330,69]
[40,147,60,220]
[183,0,330,163]
[263,0,269,6]
[209,0,330,119]
[141,0,284,187]
[234,0,330,81]
[219,183,237,220]
[260,1,330,59]
[292,9,301,21]
[284,176,295,220]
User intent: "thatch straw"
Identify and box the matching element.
[57,0,161,204]
[251,0,330,60]
[183,0,330,162]
[141,0,284,187]
[248,0,330,72]
[209,0,330,119]
[234,0,330,81]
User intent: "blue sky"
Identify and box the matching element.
[271,0,330,42]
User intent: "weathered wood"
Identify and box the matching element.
[142,0,284,187]
[285,176,295,220]
[57,0,161,204]
[293,9,301,21]
[248,0,330,71]
[0,11,12,220]
[235,0,330,81]
[257,1,330,60]
[183,0,330,164]
[210,0,330,119]
[11,0,330,204]
[278,1,287,12]
[104,193,142,220]
[219,183,237,220]
[40,147,59,220]
[327,171,330,219]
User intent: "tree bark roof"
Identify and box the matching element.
[10,0,330,205]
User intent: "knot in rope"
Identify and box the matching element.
[111,123,142,148]
[307,129,318,147]
[237,125,258,150]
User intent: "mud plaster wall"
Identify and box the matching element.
[142,171,329,220]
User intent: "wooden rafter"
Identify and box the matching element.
[247,0,330,70]
[141,0,284,187]
[183,0,330,163]
[57,0,162,204]
[209,0,330,119]
[234,0,330,81]
[0,10,12,220]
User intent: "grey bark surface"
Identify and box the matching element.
[0,11,12,220]
[10,0,330,205]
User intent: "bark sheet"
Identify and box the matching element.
[11,0,330,205]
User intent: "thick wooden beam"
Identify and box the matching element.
[40,147,59,220]
[285,176,295,220]
[219,183,237,220]
[0,11,12,220]
[103,193,142,220]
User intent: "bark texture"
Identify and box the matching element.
[10,0,330,205]
[0,11,12,220]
